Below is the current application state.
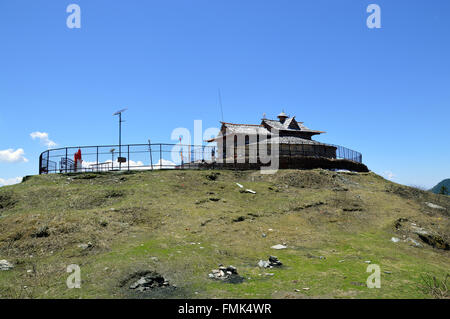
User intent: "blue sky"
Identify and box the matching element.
[0,0,449,188]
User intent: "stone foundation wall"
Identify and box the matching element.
[198,155,369,172]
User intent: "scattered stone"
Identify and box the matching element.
[391,237,400,243]
[236,183,243,188]
[0,260,13,271]
[262,233,267,238]
[77,242,93,250]
[257,256,283,268]
[406,237,422,247]
[264,273,274,276]
[150,257,159,262]
[208,265,243,283]
[271,244,287,250]
[306,253,326,260]
[384,271,392,274]
[364,260,371,264]
[294,289,300,292]
[245,189,256,194]
[425,202,445,210]
[129,272,171,292]
[31,225,50,238]
[269,256,282,266]
[338,260,345,263]
[411,225,430,236]
[394,217,409,229]
[302,287,310,291]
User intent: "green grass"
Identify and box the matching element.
[0,169,449,299]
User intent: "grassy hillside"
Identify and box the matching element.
[0,169,449,299]
[431,179,450,195]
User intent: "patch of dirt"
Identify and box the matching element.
[104,190,125,198]
[72,173,99,180]
[31,225,50,238]
[292,201,326,211]
[417,234,450,250]
[385,184,428,200]
[205,172,220,181]
[0,191,17,210]
[332,196,364,212]
[67,190,126,210]
[276,170,340,189]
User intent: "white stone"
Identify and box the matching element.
[271,244,287,250]
[0,260,13,271]
[425,202,445,210]
[391,237,400,243]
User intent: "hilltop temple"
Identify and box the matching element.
[206,111,367,172]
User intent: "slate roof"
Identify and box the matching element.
[206,115,325,142]
[249,136,332,146]
[219,123,268,135]
[262,118,325,134]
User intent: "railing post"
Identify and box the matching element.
[128,145,130,171]
[65,148,68,173]
[160,144,162,169]
[96,146,99,172]
[47,151,50,174]
[39,153,42,175]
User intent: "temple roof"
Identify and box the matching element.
[206,115,325,142]
[262,117,325,134]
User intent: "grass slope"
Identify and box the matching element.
[0,169,449,299]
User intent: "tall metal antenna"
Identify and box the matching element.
[218,88,224,122]
[113,108,127,170]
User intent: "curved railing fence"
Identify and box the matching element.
[39,142,362,174]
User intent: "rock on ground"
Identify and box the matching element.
[0,260,13,271]
[425,202,445,210]
[209,265,243,283]
[129,272,171,292]
[271,244,287,250]
[257,256,283,268]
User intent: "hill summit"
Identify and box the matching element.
[0,169,448,298]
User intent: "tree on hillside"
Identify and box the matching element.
[439,185,448,195]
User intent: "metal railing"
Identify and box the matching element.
[38,142,362,174]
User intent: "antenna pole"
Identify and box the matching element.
[113,108,127,171]
[119,113,122,170]
[218,89,224,122]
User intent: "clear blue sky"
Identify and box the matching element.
[0,0,449,188]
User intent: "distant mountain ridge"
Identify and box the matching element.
[430,179,450,195]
